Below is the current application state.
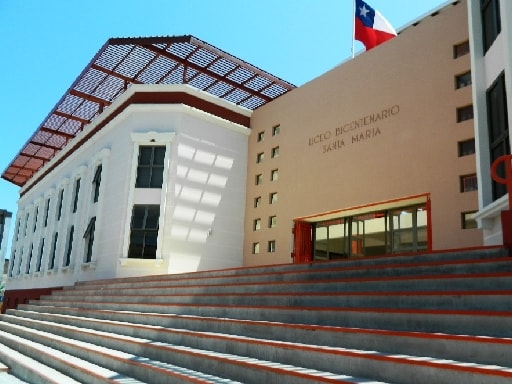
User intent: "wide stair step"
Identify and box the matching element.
[1,246,511,383]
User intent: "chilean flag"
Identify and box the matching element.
[355,0,397,50]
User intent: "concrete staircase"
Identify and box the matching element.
[1,246,512,383]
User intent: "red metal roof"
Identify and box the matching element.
[3,35,295,187]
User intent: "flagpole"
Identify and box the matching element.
[351,0,356,58]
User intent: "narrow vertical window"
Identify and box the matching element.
[256,152,264,163]
[135,146,166,188]
[44,198,50,227]
[271,169,279,181]
[268,240,276,253]
[49,232,58,270]
[269,192,278,204]
[33,206,39,232]
[72,178,81,213]
[255,174,263,185]
[25,244,33,274]
[56,189,64,221]
[269,215,277,228]
[83,217,96,263]
[128,205,160,259]
[272,125,280,136]
[487,73,510,200]
[252,242,260,254]
[257,131,265,142]
[9,251,16,277]
[253,218,261,231]
[271,146,279,158]
[64,225,74,267]
[254,196,261,208]
[36,238,45,272]
[93,164,102,203]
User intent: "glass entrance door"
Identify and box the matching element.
[312,203,428,260]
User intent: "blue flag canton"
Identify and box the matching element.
[355,0,376,28]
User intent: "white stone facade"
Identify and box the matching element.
[6,85,251,290]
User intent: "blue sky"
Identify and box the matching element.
[0,0,449,257]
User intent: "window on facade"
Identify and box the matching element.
[462,211,477,229]
[64,225,74,267]
[457,105,474,122]
[453,41,470,58]
[269,215,277,228]
[49,232,58,270]
[458,138,476,157]
[481,0,501,53]
[44,198,50,227]
[254,196,261,208]
[271,169,279,181]
[24,214,30,237]
[455,71,472,89]
[460,174,478,192]
[36,238,44,273]
[252,242,260,254]
[9,252,15,277]
[56,189,64,221]
[26,244,33,274]
[256,152,264,163]
[272,125,280,136]
[255,174,263,185]
[253,218,261,231]
[83,217,96,263]
[93,164,102,203]
[17,250,23,276]
[487,73,510,200]
[268,240,276,253]
[15,219,21,241]
[128,205,160,259]
[257,131,265,142]
[135,146,166,188]
[271,146,279,158]
[33,206,38,232]
[269,192,278,204]
[72,178,81,214]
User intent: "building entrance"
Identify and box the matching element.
[312,205,428,260]
[292,195,431,263]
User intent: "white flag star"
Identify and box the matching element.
[359,4,370,18]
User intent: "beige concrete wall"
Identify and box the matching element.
[244,0,482,266]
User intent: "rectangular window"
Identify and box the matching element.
[268,240,276,253]
[64,225,74,267]
[256,152,264,163]
[72,178,81,213]
[271,169,279,181]
[56,189,64,221]
[33,206,39,232]
[36,238,45,273]
[257,131,265,142]
[457,105,474,122]
[128,205,160,259]
[25,244,33,274]
[24,214,30,237]
[254,196,261,208]
[253,218,261,231]
[458,138,476,157]
[272,125,280,136]
[9,251,16,277]
[269,192,278,204]
[44,198,50,227]
[92,164,102,203]
[271,146,279,158]
[453,41,470,58]
[135,146,166,188]
[481,0,501,53]
[462,211,477,229]
[83,217,96,263]
[252,242,260,254]
[255,174,263,185]
[15,219,21,241]
[460,174,478,192]
[455,71,472,89]
[49,232,58,270]
[487,73,510,200]
[269,215,277,228]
